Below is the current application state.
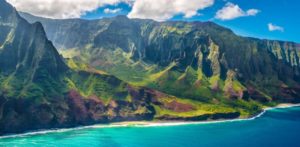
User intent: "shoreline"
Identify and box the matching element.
[263,103,300,110]
[1,103,299,139]
[110,103,300,126]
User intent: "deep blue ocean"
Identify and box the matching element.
[1,106,300,147]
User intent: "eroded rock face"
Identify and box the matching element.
[0,85,187,135]
[156,112,240,121]
[3,0,300,137]
[0,0,245,136]
[273,85,300,103]
[163,101,196,113]
[66,89,92,124]
[0,81,246,135]
[244,85,300,103]
[245,86,269,102]
[63,86,158,124]
[224,82,244,99]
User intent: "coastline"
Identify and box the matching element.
[1,103,299,139]
[110,103,300,126]
[263,103,300,110]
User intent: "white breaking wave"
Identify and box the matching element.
[1,104,299,139]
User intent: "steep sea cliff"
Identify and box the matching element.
[1,105,300,147]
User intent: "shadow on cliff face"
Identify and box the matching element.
[0,84,170,135]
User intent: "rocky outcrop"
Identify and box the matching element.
[1,0,300,136]
[1,0,216,135]
[163,101,196,113]
[274,84,300,103]
[245,86,269,102]
[0,83,204,135]
[18,12,300,105]
[156,112,240,121]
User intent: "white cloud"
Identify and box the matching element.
[104,8,122,14]
[246,9,259,16]
[7,0,213,21]
[215,2,260,20]
[7,0,125,19]
[268,23,284,32]
[127,0,214,21]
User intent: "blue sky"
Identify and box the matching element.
[8,0,299,43]
[81,0,299,43]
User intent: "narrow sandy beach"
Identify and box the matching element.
[263,103,300,110]
[1,103,299,139]
[111,103,300,126]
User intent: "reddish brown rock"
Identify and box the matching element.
[108,100,118,108]
[274,84,300,103]
[163,100,197,113]
[237,89,244,99]
[246,86,269,102]
[188,80,202,93]
[224,82,240,99]
[157,112,240,121]
[212,81,219,93]
[66,88,91,124]
[213,98,220,104]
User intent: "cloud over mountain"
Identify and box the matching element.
[7,0,213,21]
[7,0,124,19]
[215,2,260,20]
[127,0,214,21]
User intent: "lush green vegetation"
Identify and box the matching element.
[18,12,300,119]
[1,3,299,127]
[6,0,300,135]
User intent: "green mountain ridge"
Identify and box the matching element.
[0,0,299,135]
[19,12,300,67]
[18,11,300,105]
[0,0,243,135]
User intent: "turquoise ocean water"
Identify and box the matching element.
[1,106,300,147]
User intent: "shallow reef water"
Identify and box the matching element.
[1,106,300,147]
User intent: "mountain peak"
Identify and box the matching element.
[14,8,300,106]
[115,15,128,19]
[112,15,130,22]
[0,0,20,24]
[0,0,68,75]
[0,0,10,8]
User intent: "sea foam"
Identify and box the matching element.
[1,104,299,139]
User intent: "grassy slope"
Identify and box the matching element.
[66,59,243,116]
[68,48,264,117]
[17,12,300,118]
